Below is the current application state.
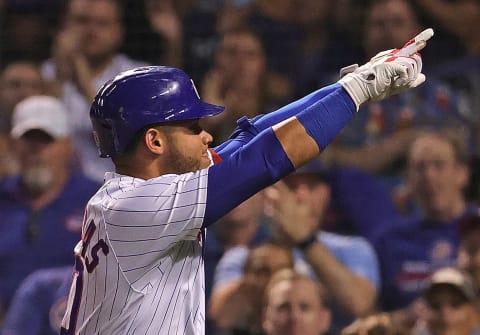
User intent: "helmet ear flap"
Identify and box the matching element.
[92,120,115,158]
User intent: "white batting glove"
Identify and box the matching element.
[339,28,433,110]
[339,57,425,110]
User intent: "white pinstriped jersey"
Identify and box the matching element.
[61,167,209,335]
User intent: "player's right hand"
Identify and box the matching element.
[338,58,423,110]
[340,28,433,78]
[338,28,434,110]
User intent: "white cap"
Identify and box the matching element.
[424,267,476,301]
[11,95,71,139]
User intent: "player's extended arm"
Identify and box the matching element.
[215,29,433,159]
[214,83,339,158]
[203,54,426,226]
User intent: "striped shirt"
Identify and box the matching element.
[61,168,209,335]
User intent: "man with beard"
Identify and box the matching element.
[0,95,100,316]
[59,29,429,333]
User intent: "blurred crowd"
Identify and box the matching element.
[1,0,480,334]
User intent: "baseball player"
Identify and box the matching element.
[60,30,432,335]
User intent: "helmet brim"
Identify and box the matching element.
[164,100,225,122]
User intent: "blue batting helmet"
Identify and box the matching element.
[90,66,225,158]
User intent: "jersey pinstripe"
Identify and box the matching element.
[61,168,209,335]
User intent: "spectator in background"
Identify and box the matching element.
[413,267,480,335]
[1,266,72,335]
[181,0,220,84]
[458,210,480,308]
[243,0,347,85]
[0,61,45,119]
[414,0,480,156]
[210,161,380,334]
[122,0,185,67]
[246,0,301,81]
[335,130,480,331]
[0,61,45,177]
[291,0,364,97]
[264,162,379,333]
[362,0,465,71]
[376,131,476,311]
[209,243,294,334]
[412,0,479,61]
[0,96,99,317]
[340,269,480,335]
[330,0,370,46]
[341,312,409,335]
[0,0,62,65]
[239,0,363,98]
[204,191,269,304]
[42,0,148,182]
[262,269,332,335]
[201,27,293,144]
[216,0,254,35]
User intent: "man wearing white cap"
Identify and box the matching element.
[414,267,480,335]
[0,95,100,315]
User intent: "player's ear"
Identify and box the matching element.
[144,128,165,155]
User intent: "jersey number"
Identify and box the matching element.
[82,219,109,272]
[61,219,109,334]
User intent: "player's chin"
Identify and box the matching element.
[199,156,211,170]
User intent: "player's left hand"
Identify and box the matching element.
[340,28,433,78]
[264,181,317,246]
[338,28,434,110]
[338,56,424,110]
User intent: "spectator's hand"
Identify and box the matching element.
[72,55,96,102]
[146,0,182,44]
[341,313,399,335]
[264,181,317,246]
[201,69,226,106]
[52,28,95,101]
[52,28,81,82]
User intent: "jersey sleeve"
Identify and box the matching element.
[99,170,208,281]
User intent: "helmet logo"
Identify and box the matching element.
[191,79,201,99]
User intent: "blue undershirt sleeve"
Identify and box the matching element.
[204,86,356,226]
[253,83,341,131]
[296,87,355,150]
[204,128,294,226]
[214,83,343,158]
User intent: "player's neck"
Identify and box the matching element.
[115,158,167,180]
